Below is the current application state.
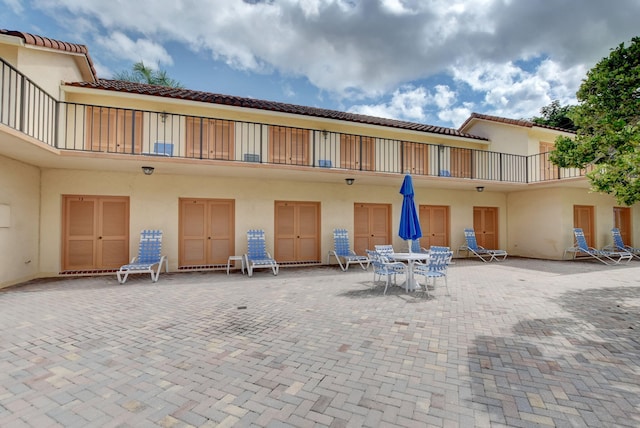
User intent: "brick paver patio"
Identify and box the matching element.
[1,258,639,427]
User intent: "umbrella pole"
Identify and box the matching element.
[408,240,412,253]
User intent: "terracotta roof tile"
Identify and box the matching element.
[1,29,97,80]
[459,112,574,133]
[65,79,488,141]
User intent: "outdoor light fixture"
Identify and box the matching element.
[142,166,155,175]
[345,178,355,185]
[160,111,168,123]
[476,186,485,192]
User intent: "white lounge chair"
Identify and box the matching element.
[244,229,279,277]
[605,227,640,260]
[564,228,632,265]
[327,228,370,271]
[117,230,168,284]
[457,228,507,262]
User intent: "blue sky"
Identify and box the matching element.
[2,0,638,128]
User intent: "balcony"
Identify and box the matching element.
[1,57,589,184]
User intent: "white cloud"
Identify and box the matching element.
[438,104,474,129]
[431,85,456,109]
[95,32,173,72]
[349,84,459,123]
[1,0,23,13]
[449,58,586,122]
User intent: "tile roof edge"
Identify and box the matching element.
[460,112,575,134]
[1,29,98,81]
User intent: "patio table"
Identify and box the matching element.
[391,252,429,291]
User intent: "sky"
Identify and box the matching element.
[2,0,638,129]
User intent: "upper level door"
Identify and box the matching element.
[185,118,235,160]
[353,203,391,255]
[473,206,499,249]
[451,148,472,178]
[340,135,375,171]
[419,205,450,247]
[403,142,429,175]
[269,127,310,165]
[86,107,143,154]
[539,142,558,180]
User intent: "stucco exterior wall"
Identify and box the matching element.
[507,186,630,259]
[462,122,529,156]
[0,43,18,66]
[0,155,40,288]
[39,169,508,274]
[18,48,85,99]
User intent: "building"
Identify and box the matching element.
[0,29,636,288]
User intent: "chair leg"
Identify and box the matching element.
[117,270,128,284]
[423,277,430,298]
[336,255,346,271]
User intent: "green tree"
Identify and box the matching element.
[113,61,183,88]
[531,100,577,131]
[549,37,640,206]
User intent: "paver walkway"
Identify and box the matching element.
[1,258,639,427]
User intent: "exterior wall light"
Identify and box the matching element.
[476,186,485,192]
[142,166,155,175]
[345,178,355,185]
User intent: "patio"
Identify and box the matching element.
[1,258,639,427]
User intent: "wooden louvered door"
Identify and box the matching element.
[86,107,143,154]
[269,127,310,165]
[451,148,472,178]
[62,195,129,271]
[613,206,632,246]
[274,201,320,263]
[573,205,595,247]
[353,203,391,255]
[179,198,235,267]
[418,205,450,247]
[473,206,499,249]
[403,142,429,175]
[539,142,559,180]
[340,135,375,171]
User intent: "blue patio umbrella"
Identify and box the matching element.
[398,173,422,251]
